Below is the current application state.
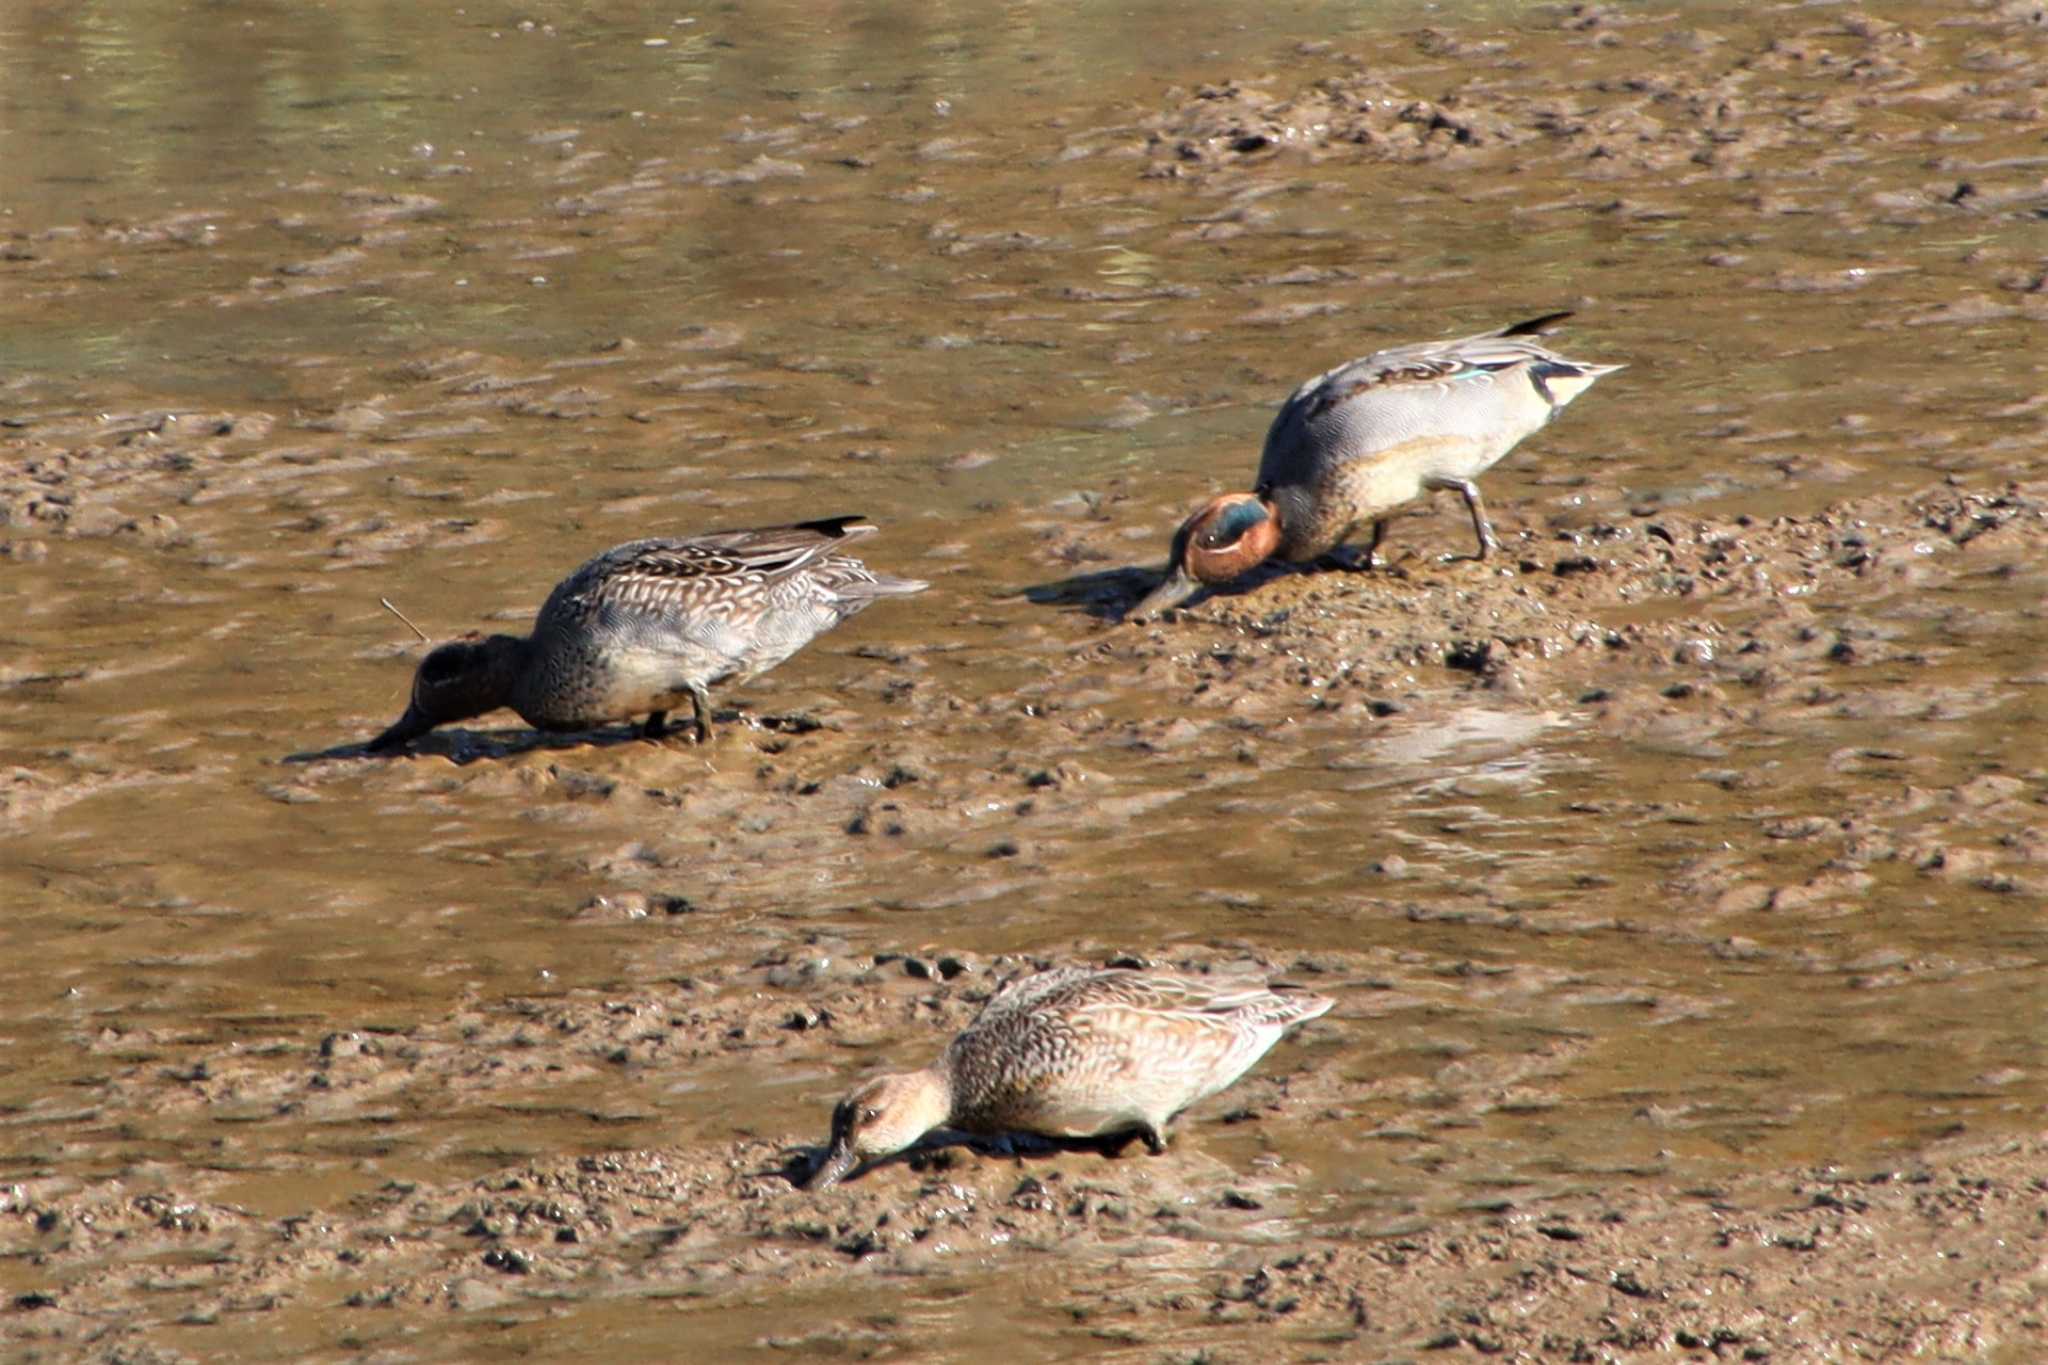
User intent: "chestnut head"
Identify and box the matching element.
[1127,493,1282,620]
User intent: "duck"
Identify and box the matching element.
[806,964,1333,1188]
[366,515,927,752]
[1130,312,1622,618]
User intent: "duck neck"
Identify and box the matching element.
[472,633,532,719]
[1260,485,1315,561]
[917,1059,960,1127]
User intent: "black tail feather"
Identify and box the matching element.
[1497,311,1574,337]
[790,514,875,540]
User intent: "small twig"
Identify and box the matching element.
[380,597,431,643]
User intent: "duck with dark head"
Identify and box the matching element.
[366,516,926,752]
[1130,313,1622,619]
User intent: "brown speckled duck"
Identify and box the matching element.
[367,516,926,751]
[807,965,1333,1188]
[1132,313,1622,617]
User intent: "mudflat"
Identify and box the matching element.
[2,1,2043,1359]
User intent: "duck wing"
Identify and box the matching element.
[1255,314,1602,489]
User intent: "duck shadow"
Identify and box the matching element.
[769,1128,1161,1190]
[1021,564,1158,622]
[282,710,826,766]
[1024,561,1301,623]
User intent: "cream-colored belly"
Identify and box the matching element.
[1288,436,1472,558]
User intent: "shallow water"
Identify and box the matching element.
[2,0,2045,1356]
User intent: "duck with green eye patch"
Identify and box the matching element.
[1131,313,1622,619]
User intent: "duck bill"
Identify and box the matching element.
[366,704,433,753]
[1127,564,1203,621]
[807,1141,860,1190]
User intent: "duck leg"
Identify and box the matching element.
[641,710,670,740]
[687,683,714,744]
[1361,517,1388,570]
[1424,476,1500,560]
[1315,520,1386,573]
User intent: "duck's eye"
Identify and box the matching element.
[860,1107,882,1124]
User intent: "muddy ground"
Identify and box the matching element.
[3,956,2043,1361]
[3,1,2046,1360]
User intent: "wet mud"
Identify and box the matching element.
[3,0,2045,1359]
[3,946,2043,1359]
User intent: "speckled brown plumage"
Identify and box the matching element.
[367,515,926,751]
[808,966,1334,1187]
